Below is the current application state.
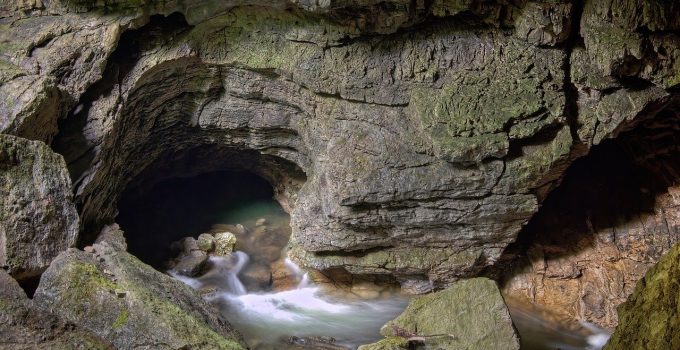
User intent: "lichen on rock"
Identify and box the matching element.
[604,242,680,350]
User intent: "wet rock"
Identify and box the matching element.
[174,250,209,277]
[253,246,284,264]
[214,231,237,256]
[0,134,78,282]
[32,225,246,350]
[287,336,349,350]
[197,233,215,252]
[241,263,272,291]
[604,242,680,350]
[361,278,520,350]
[255,218,266,226]
[271,259,299,291]
[0,269,115,349]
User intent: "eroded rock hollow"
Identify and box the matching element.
[1,0,680,349]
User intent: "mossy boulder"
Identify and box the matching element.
[604,242,680,350]
[360,277,520,350]
[32,225,246,350]
[0,269,115,349]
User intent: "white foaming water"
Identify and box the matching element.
[582,322,611,349]
[507,302,611,350]
[171,251,407,349]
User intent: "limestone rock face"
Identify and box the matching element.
[604,242,680,350]
[0,134,78,281]
[0,269,115,350]
[1,0,679,293]
[360,277,520,350]
[32,225,246,350]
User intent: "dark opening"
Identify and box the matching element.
[16,274,41,299]
[117,170,279,269]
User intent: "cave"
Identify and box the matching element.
[117,169,279,269]
[4,1,680,349]
[112,145,306,278]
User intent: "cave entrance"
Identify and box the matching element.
[115,145,305,292]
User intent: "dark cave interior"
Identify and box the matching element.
[116,170,278,269]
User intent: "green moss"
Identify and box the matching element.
[358,336,409,350]
[408,37,562,162]
[112,308,129,329]
[604,243,680,350]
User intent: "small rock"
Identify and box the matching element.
[241,263,272,291]
[213,232,237,256]
[362,278,520,350]
[288,336,349,350]
[271,259,298,291]
[234,224,247,235]
[197,233,215,252]
[174,250,208,277]
[255,218,266,226]
[84,246,95,254]
[181,237,199,252]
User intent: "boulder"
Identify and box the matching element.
[0,269,114,350]
[32,225,246,350]
[0,134,78,281]
[197,233,215,252]
[174,250,209,277]
[214,231,237,256]
[360,278,520,350]
[604,242,680,350]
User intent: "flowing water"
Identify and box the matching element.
[168,199,610,350]
[171,254,409,349]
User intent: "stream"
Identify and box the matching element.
[168,200,610,350]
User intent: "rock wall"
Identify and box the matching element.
[1,0,679,331]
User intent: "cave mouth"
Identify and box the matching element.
[117,170,289,270]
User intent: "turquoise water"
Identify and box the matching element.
[216,200,288,225]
